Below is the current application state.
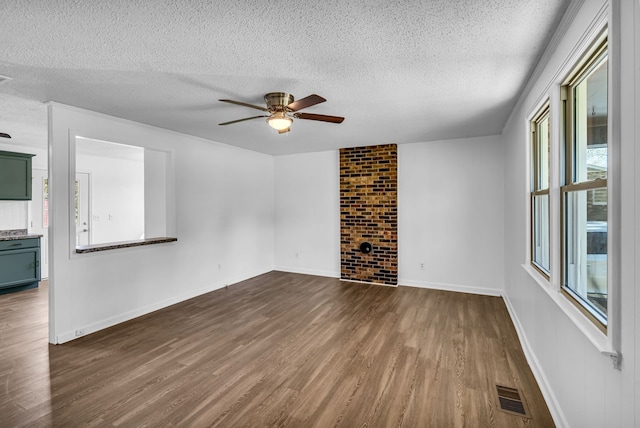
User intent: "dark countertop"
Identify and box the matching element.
[75,237,177,253]
[0,229,43,241]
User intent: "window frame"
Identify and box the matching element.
[66,130,175,258]
[530,102,551,278]
[560,33,609,333]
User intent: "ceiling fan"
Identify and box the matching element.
[218,92,344,134]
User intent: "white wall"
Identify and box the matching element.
[502,0,638,426]
[144,148,168,238]
[49,103,274,344]
[273,138,505,297]
[274,151,340,277]
[398,137,505,295]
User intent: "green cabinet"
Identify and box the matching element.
[0,150,35,200]
[0,238,41,294]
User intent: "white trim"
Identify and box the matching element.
[510,2,609,138]
[67,130,77,259]
[555,5,609,87]
[548,83,563,291]
[66,128,176,260]
[606,0,623,370]
[553,11,619,363]
[526,96,553,278]
[517,5,620,367]
[503,292,569,428]
[54,267,272,344]
[399,279,502,297]
[341,278,397,287]
[47,104,56,344]
[521,264,616,356]
[503,0,586,132]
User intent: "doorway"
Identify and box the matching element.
[75,172,90,246]
[29,169,49,279]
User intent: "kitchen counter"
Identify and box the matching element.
[0,230,42,294]
[0,229,44,241]
[75,237,177,253]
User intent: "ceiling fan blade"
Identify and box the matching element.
[0,132,11,138]
[219,115,268,126]
[219,99,269,112]
[294,112,344,123]
[278,127,291,134]
[287,94,326,111]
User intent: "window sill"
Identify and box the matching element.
[75,237,177,254]
[520,264,616,359]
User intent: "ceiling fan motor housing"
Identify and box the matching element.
[264,92,294,112]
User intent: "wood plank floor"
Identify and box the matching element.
[0,271,554,427]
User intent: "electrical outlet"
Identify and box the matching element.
[419,263,425,270]
[75,328,85,337]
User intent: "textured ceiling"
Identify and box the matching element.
[0,0,570,155]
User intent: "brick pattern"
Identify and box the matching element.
[340,144,398,285]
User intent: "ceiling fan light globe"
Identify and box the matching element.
[267,117,293,131]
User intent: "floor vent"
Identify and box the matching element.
[495,385,530,418]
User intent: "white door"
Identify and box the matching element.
[29,169,49,279]
[75,172,91,246]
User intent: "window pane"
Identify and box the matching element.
[537,114,550,190]
[532,194,550,273]
[563,188,607,321]
[574,55,608,182]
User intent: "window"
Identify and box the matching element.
[561,33,608,330]
[70,134,172,252]
[531,103,550,276]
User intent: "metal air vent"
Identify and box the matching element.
[495,385,530,418]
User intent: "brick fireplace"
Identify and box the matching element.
[339,144,398,285]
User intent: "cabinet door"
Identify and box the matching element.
[0,151,33,200]
[0,248,40,289]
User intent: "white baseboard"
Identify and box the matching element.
[274,265,340,278]
[502,294,568,428]
[55,267,272,344]
[340,278,398,287]
[399,278,502,297]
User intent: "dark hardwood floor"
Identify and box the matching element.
[0,272,554,427]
